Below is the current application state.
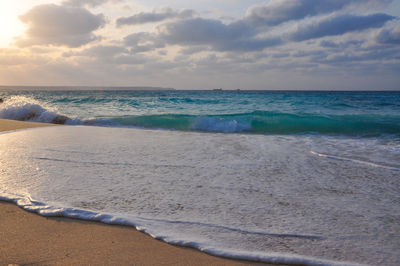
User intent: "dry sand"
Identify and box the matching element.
[0,119,270,266]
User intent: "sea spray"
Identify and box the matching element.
[0,96,80,124]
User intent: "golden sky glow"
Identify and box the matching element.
[0,0,399,90]
[0,1,68,47]
[0,2,26,47]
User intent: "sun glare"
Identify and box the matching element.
[0,2,27,47]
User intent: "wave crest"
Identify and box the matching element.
[107,111,400,136]
[0,96,79,124]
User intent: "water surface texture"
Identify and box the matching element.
[0,89,399,265]
[0,90,399,136]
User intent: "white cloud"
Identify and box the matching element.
[375,26,400,45]
[2,0,399,89]
[62,0,123,8]
[16,4,106,48]
[287,13,395,42]
[117,7,194,27]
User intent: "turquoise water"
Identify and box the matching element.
[0,90,399,136]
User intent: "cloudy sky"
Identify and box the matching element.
[0,0,399,90]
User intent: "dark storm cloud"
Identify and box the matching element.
[116,8,194,27]
[287,13,395,42]
[16,4,105,48]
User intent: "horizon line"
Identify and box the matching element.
[1,86,400,92]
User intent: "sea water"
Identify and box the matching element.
[0,89,399,265]
[0,90,399,135]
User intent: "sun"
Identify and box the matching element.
[0,2,27,48]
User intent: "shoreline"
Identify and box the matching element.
[0,119,270,265]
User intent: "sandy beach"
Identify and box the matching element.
[0,119,267,266]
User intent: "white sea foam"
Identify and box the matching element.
[0,96,80,124]
[310,151,400,171]
[193,116,251,132]
[0,191,362,266]
[0,126,399,265]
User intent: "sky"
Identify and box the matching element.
[0,0,399,90]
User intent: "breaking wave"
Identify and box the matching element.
[104,112,400,136]
[1,96,399,136]
[0,96,81,125]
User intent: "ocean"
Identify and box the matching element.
[0,89,399,265]
[1,90,400,136]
